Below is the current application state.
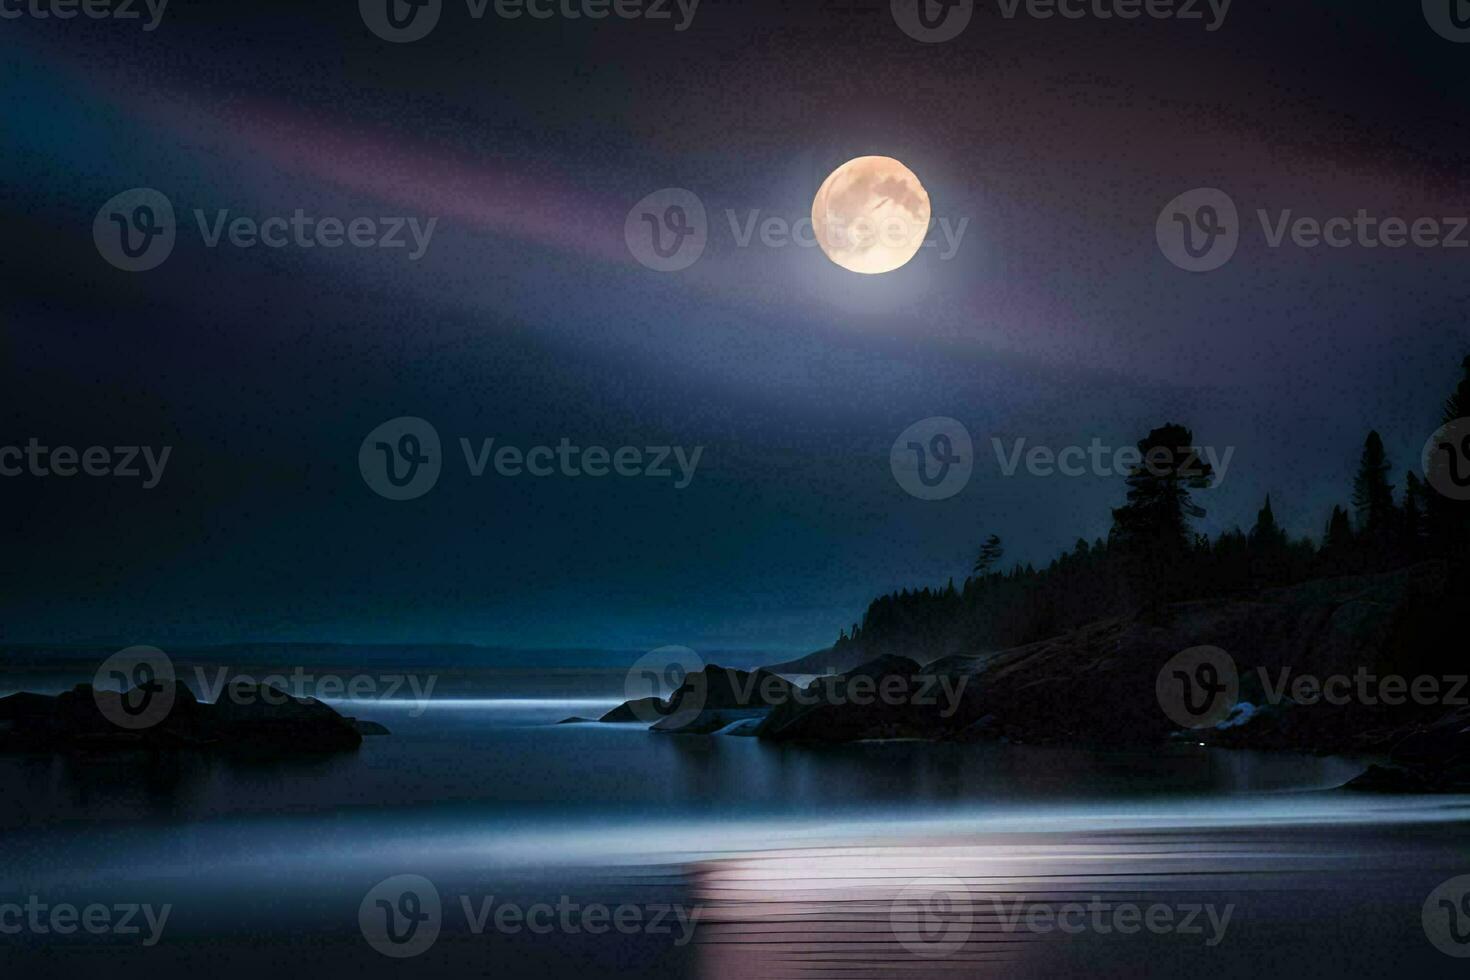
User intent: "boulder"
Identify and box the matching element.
[598,697,667,723]
[1343,709,1470,792]
[597,666,799,733]
[757,655,939,742]
[0,681,367,756]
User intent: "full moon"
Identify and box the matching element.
[811,156,931,275]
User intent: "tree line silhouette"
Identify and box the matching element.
[833,356,1470,659]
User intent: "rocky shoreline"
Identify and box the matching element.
[0,681,387,756]
[590,563,1470,791]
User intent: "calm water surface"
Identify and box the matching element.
[1,696,1467,978]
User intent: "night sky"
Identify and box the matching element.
[2,0,1467,652]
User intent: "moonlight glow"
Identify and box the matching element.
[811,156,931,275]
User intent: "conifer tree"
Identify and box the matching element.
[1352,431,1395,534]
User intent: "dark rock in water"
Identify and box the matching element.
[682,665,797,710]
[598,666,799,733]
[757,655,941,742]
[353,720,392,735]
[1342,765,1450,792]
[0,691,65,722]
[650,707,769,735]
[650,665,797,733]
[598,697,667,723]
[555,716,597,725]
[1343,710,1470,792]
[0,681,368,756]
[205,682,361,750]
[719,717,764,736]
[955,713,1003,741]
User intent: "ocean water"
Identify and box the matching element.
[2,694,1469,978]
